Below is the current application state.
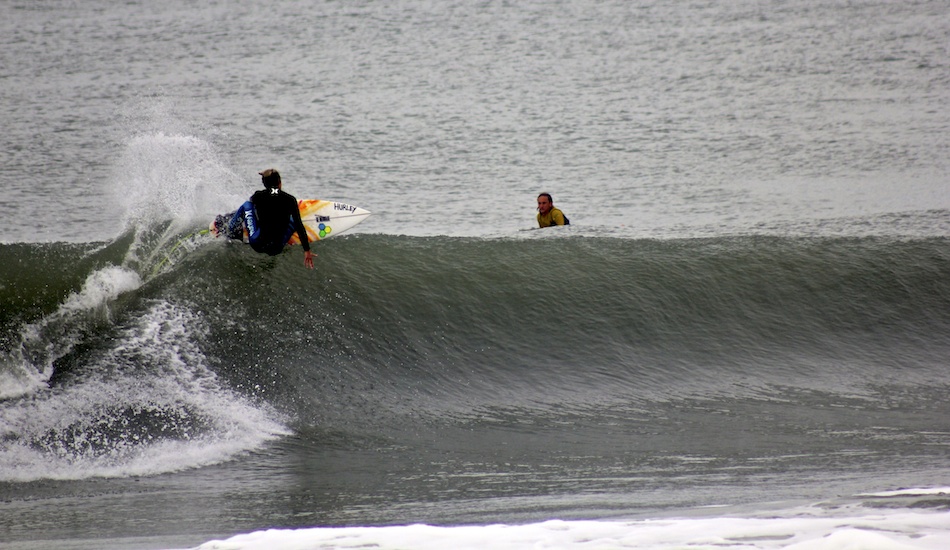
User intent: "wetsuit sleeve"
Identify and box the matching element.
[552,209,566,226]
[290,198,310,251]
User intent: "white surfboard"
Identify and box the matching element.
[289,199,372,243]
[210,199,371,244]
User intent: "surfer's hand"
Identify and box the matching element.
[303,250,315,269]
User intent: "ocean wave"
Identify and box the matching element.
[2,231,950,481]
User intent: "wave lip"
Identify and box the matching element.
[1,265,143,401]
[0,300,289,482]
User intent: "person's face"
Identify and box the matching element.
[537,196,553,215]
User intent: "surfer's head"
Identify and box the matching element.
[537,192,554,215]
[259,168,281,189]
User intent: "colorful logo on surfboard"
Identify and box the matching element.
[318,223,331,238]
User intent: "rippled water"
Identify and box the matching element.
[1,0,947,242]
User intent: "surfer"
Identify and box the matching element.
[214,169,315,269]
[537,193,570,227]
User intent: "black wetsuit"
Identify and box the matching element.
[228,188,311,256]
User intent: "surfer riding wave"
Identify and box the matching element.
[213,169,315,269]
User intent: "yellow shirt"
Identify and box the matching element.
[537,207,567,228]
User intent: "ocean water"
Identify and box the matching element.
[1,0,949,549]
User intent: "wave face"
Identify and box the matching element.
[3,232,949,483]
[253,234,950,418]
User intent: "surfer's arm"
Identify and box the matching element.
[290,206,310,252]
[290,200,315,269]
